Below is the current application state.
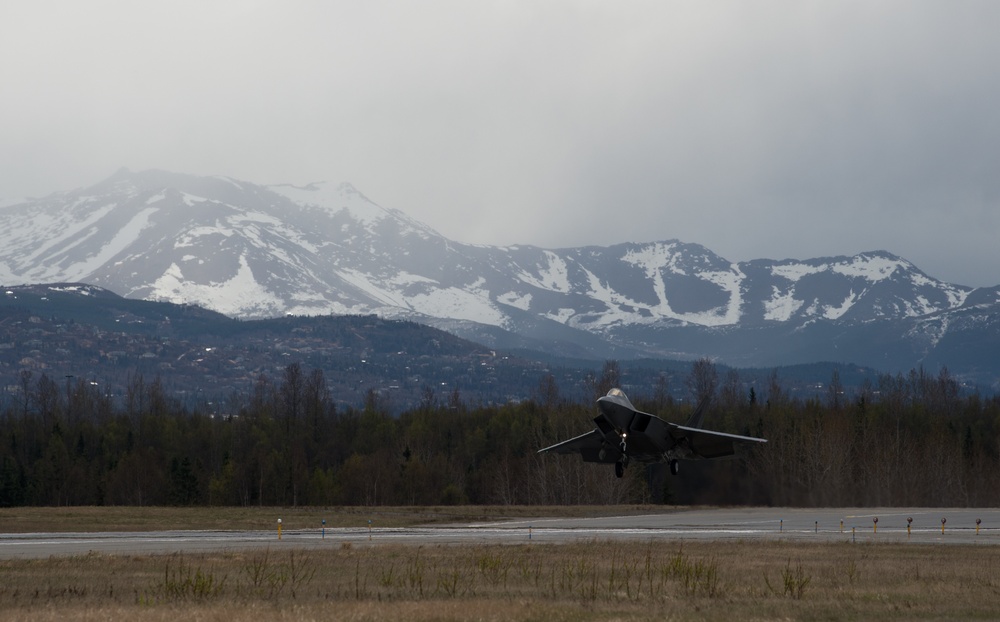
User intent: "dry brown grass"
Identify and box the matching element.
[1,539,999,621]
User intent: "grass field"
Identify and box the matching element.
[1,507,999,621]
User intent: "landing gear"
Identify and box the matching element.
[670,459,680,476]
[615,434,629,478]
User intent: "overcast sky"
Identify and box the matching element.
[3,1,999,286]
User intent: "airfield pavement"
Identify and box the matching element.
[1,507,998,559]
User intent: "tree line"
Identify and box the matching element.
[1,360,998,507]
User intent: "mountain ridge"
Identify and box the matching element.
[2,169,998,386]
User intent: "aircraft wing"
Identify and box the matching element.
[539,429,602,454]
[667,423,767,460]
[538,429,619,463]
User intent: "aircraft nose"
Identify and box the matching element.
[598,401,636,430]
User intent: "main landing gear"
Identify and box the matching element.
[615,459,625,478]
[670,459,680,476]
[615,437,628,478]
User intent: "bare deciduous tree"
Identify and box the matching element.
[686,358,718,405]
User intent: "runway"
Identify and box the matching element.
[1,507,997,559]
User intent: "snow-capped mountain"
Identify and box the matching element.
[2,169,999,381]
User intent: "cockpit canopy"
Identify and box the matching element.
[601,388,637,412]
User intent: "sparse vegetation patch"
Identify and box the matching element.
[1,540,999,621]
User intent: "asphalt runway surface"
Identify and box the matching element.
[2,507,998,559]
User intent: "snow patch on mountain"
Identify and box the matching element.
[60,207,158,282]
[701,268,744,324]
[764,286,805,321]
[771,263,825,281]
[336,267,408,308]
[823,290,860,320]
[832,254,901,281]
[909,296,936,317]
[911,272,970,307]
[48,284,98,296]
[498,291,532,311]
[18,203,115,268]
[0,262,19,283]
[623,243,679,314]
[579,267,638,327]
[517,251,572,293]
[388,272,437,287]
[176,226,236,247]
[409,286,507,326]
[150,254,283,317]
[181,193,207,207]
[545,308,576,323]
[580,264,729,328]
[271,181,358,212]
[908,314,951,352]
[622,242,680,275]
[604,246,745,326]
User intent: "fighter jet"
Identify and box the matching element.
[539,388,767,478]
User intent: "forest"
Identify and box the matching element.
[1,359,998,508]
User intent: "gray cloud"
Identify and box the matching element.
[2,1,999,286]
